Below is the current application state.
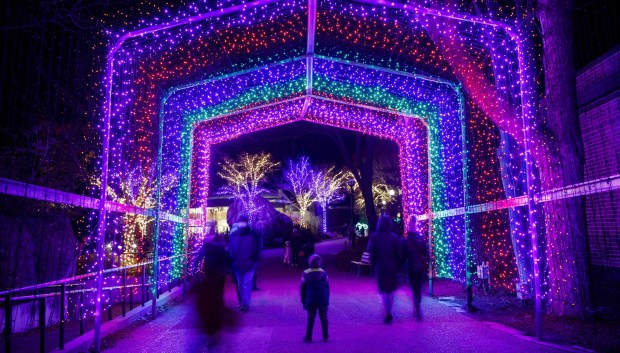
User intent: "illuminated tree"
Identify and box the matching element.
[283,156,316,227]
[312,166,347,233]
[217,152,279,225]
[352,180,399,214]
[92,162,178,266]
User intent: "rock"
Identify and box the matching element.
[227,196,293,246]
[0,211,79,333]
[0,212,78,289]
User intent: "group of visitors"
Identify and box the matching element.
[367,214,429,323]
[285,226,315,267]
[194,212,428,343]
[193,213,260,317]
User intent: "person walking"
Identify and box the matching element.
[193,231,231,332]
[402,215,429,320]
[290,227,303,267]
[229,213,261,311]
[348,224,357,249]
[367,214,402,324]
[300,254,330,343]
[193,231,231,308]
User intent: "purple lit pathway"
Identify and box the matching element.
[102,239,569,353]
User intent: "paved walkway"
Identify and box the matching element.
[102,239,567,353]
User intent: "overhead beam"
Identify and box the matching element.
[315,55,459,90]
[164,56,307,100]
[308,94,424,121]
[352,0,512,30]
[306,0,317,96]
[164,55,458,108]
[191,96,306,127]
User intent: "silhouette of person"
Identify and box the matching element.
[193,231,231,332]
[348,224,357,249]
[367,214,402,324]
[402,215,429,320]
[290,227,303,267]
[301,254,330,343]
[229,213,261,311]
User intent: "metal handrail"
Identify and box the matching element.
[0,253,186,296]
[2,252,194,353]
[1,282,154,302]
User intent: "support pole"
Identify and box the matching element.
[152,85,167,319]
[426,124,434,297]
[183,131,195,301]
[306,0,316,96]
[456,87,473,311]
[514,32,543,341]
[93,45,115,353]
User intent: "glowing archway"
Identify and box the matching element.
[154,57,467,282]
[93,1,536,347]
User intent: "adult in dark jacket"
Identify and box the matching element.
[193,233,231,306]
[367,214,402,324]
[229,213,261,311]
[193,232,231,332]
[402,215,429,320]
[300,254,330,342]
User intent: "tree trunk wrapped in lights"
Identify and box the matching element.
[425,0,589,316]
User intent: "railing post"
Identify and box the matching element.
[169,263,172,293]
[129,283,134,311]
[39,298,45,353]
[183,256,188,300]
[4,294,12,353]
[79,290,84,336]
[151,260,159,318]
[60,283,66,350]
[107,290,112,321]
[122,269,127,317]
[156,262,160,299]
[141,264,146,307]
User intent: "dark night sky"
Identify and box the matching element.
[209,120,400,192]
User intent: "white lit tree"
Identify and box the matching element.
[312,166,347,233]
[283,156,317,227]
[217,152,279,224]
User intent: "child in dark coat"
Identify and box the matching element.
[300,254,330,343]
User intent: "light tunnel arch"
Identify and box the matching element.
[189,96,428,225]
[96,1,522,291]
[91,1,541,347]
[154,57,467,282]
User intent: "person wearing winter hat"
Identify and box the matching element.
[300,254,330,343]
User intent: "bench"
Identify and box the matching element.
[351,252,372,276]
